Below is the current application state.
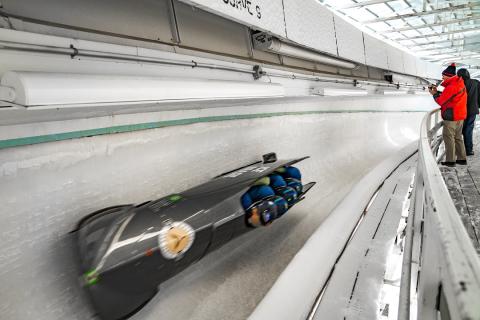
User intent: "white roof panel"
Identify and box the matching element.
[319,0,480,68]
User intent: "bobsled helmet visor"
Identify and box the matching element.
[246,200,278,227]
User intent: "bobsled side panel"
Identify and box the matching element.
[87,268,158,320]
[231,213,255,239]
[207,196,249,252]
[208,220,237,252]
[184,158,309,198]
[83,225,211,320]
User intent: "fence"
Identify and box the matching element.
[398,108,480,320]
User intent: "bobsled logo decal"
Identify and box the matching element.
[158,221,195,259]
[224,166,269,178]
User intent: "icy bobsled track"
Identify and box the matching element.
[0,111,424,320]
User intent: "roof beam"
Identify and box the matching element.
[451,56,480,62]
[339,0,393,9]
[417,47,480,56]
[402,0,438,36]
[381,17,480,33]
[412,40,480,52]
[427,53,480,62]
[418,49,480,59]
[363,3,480,24]
[396,26,480,41]
[404,38,468,48]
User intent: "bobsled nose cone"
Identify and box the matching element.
[77,205,132,271]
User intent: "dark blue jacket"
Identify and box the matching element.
[457,69,480,117]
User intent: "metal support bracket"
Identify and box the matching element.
[253,65,264,80]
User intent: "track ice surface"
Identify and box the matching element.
[0,112,424,320]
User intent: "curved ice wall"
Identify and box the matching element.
[0,96,434,320]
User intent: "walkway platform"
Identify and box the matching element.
[441,123,480,254]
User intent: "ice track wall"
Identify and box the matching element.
[0,110,425,320]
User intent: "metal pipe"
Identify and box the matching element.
[265,71,426,90]
[0,39,426,91]
[252,34,357,69]
[0,40,256,75]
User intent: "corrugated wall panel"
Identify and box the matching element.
[403,52,417,76]
[387,45,404,73]
[364,34,388,69]
[283,0,338,56]
[416,59,427,78]
[334,16,366,64]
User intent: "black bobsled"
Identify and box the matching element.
[76,153,315,320]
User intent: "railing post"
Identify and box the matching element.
[431,112,437,147]
[398,179,417,320]
[427,111,438,143]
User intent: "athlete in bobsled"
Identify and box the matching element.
[76,152,316,320]
[241,166,303,227]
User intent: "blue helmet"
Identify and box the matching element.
[283,166,302,181]
[269,174,287,188]
[246,200,278,227]
[241,192,253,209]
[286,178,303,194]
[274,186,298,207]
[272,195,289,217]
[248,185,275,202]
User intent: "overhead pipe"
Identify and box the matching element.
[0,29,426,95]
[252,32,357,70]
[0,40,425,91]
[0,71,285,107]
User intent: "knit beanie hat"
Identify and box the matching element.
[442,63,456,77]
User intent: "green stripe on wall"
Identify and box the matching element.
[0,110,424,150]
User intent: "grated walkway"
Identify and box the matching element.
[440,121,480,254]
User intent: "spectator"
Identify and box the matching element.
[457,68,479,156]
[429,63,467,167]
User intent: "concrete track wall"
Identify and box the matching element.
[0,109,425,320]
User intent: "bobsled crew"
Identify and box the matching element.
[75,153,315,320]
[242,166,303,227]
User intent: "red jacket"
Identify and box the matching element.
[434,75,467,121]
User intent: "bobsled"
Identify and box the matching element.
[75,153,315,320]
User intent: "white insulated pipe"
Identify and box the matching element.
[253,34,357,70]
[0,72,285,107]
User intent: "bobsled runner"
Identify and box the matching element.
[75,152,315,320]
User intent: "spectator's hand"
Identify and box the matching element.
[428,85,438,95]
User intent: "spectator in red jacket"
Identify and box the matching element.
[429,63,467,167]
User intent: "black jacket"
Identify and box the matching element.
[457,69,480,117]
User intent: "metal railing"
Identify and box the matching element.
[399,108,480,320]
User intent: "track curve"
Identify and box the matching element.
[1,111,424,320]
